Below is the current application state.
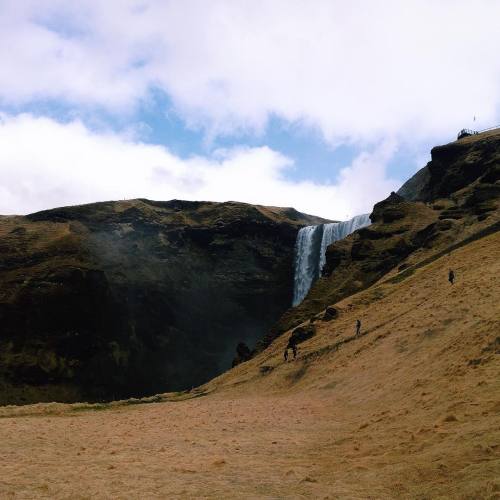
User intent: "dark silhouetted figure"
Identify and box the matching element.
[356,319,361,337]
[284,335,298,361]
[448,269,455,285]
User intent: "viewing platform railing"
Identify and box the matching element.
[457,124,500,140]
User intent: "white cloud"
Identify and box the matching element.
[0,114,398,218]
[1,2,498,217]
[1,0,499,143]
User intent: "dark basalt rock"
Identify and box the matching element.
[398,131,500,203]
[232,342,253,367]
[351,239,376,260]
[397,165,431,201]
[370,192,406,223]
[290,323,316,344]
[322,306,338,321]
[413,219,459,249]
[465,183,500,206]
[473,200,498,216]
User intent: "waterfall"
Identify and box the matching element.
[318,214,371,271]
[292,214,371,306]
[292,224,324,306]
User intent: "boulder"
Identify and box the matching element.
[290,324,316,344]
[370,192,406,223]
[322,306,338,321]
[232,342,253,367]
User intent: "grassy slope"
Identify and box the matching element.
[1,229,498,498]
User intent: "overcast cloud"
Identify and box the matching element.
[1,1,499,217]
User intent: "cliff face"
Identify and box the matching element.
[265,130,500,345]
[0,199,326,405]
[398,128,500,203]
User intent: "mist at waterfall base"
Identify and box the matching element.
[293,214,371,306]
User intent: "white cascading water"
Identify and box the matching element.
[318,214,371,271]
[292,214,371,306]
[292,224,324,306]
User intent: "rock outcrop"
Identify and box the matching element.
[0,199,326,405]
[398,128,500,202]
[231,342,253,367]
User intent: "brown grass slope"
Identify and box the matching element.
[1,229,498,499]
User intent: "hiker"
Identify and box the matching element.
[356,319,361,337]
[284,335,298,361]
[448,269,455,285]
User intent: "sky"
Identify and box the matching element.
[1,1,500,220]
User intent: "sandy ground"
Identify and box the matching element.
[1,232,499,499]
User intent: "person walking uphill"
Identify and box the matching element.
[356,319,361,337]
[283,335,298,361]
[448,269,455,285]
